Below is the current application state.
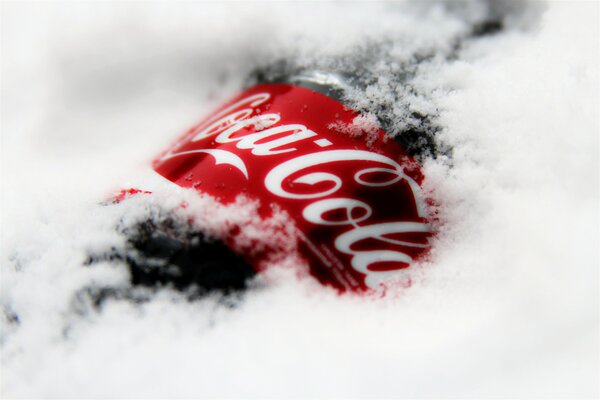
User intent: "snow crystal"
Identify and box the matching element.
[328,114,382,148]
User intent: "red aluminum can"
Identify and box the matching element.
[150,82,432,292]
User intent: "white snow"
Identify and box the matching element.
[1,1,598,398]
[328,114,382,148]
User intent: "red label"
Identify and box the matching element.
[153,83,432,291]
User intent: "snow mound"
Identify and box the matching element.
[1,1,598,398]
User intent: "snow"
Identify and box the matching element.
[1,1,598,398]
[328,114,382,148]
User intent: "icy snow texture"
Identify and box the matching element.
[1,1,598,398]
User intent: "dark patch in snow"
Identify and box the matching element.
[86,215,256,305]
[125,218,255,292]
[472,19,504,37]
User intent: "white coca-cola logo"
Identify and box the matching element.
[160,92,430,289]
